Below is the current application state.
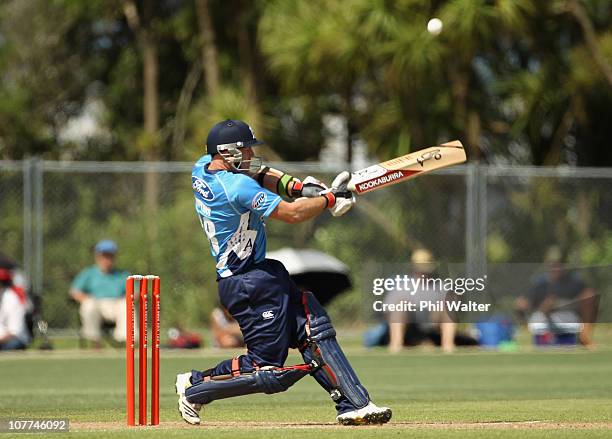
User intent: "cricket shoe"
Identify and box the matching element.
[175,372,202,425]
[336,402,392,425]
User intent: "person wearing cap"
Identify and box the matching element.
[176,120,391,426]
[0,267,30,350]
[386,248,458,353]
[69,240,130,346]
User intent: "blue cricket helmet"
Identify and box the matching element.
[206,119,264,156]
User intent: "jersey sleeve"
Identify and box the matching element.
[233,175,282,220]
[72,268,91,292]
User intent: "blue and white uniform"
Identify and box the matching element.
[192,154,281,278]
[187,152,365,416]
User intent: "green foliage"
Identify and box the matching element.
[1,0,612,330]
[187,86,262,154]
[582,232,612,265]
[1,0,611,164]
[0,169,23,261]
[21,171,217,329]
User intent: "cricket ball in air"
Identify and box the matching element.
[427,18,443,36]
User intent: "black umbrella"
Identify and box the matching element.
[267,248,352,305]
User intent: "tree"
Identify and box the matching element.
[195,0,219,97]
[259,0,370,163]
[0,0,118,159]
[0,0,611,166]
[122,0,160,234]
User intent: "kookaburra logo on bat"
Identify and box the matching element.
[416,149,442,166]
[347,140,466,194]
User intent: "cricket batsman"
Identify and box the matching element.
[176,119,392,425]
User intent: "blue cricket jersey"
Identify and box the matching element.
[192,155,282,278]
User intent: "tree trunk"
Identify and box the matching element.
[343,86,354,165]
[237,0,259,128]
[172,61,202,158]
[566,0,612,88]
[346,118,354,166]
[467,110,481,161]
[143,44,158,139]
[451,68,480,160]
[123,0,160,261]
[235,0,282,160]
[142,0,159,219]
[405,85,424,151]
[544,104,575,165]
[195,0,219,97]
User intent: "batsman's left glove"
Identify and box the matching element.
[321,171,356,217]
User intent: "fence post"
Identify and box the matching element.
[478,164,488,277]
[465,163,478,277]
[32,158,44,297]
[465,163,488,278]
[22,159,33,286]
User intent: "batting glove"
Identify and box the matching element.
[321,171,356,217]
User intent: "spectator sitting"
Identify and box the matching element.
[515,246,597,347]
[70,240,129,348]
[211,306,244,348]
[386,249,466,353]
[0,268,30,350]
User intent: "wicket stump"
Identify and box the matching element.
[126,275,160,426]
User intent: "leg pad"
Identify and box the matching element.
[186,364,311,405]
[302,291,370,409]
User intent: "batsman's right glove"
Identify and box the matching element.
[292,176,329,198]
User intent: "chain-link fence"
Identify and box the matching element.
[2,160,612,331]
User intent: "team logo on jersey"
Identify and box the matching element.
[252,191,266,209]
[192,177,215,201]
[262,310,274,320]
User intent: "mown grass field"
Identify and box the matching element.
[1,341,612,438]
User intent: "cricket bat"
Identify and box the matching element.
[347,140,466,194]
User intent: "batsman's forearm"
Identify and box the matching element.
[287,197,327,223]
[253,167,300,198]
[271,197,327,224]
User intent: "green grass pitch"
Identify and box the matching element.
[1,346,611,438]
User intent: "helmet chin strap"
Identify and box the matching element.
[217,142,263,174]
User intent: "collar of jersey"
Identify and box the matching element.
[204,163,226,174]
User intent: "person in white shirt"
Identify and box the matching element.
[0,268,30,350]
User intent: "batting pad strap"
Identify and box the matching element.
[302,291,370,409]
[231,356,241,377]
[185,365,312,405]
